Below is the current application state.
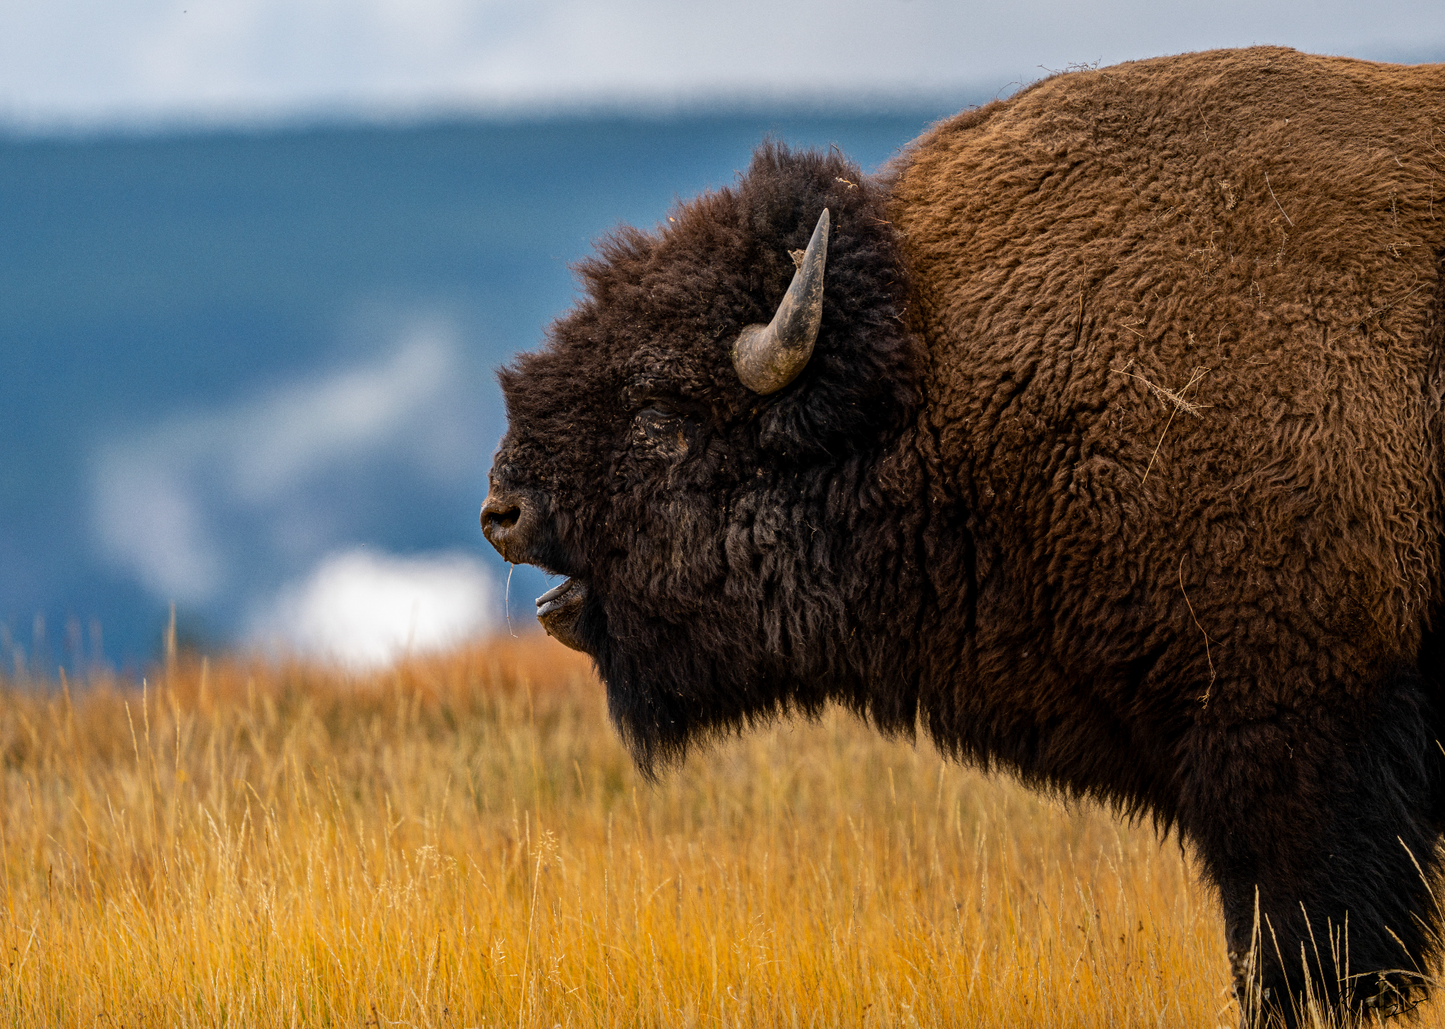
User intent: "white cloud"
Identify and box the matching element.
[90,315,478,605]
[229,330,453,502]
[92,452,221,602]
[247,547,496,667]
[1,0,1440,129]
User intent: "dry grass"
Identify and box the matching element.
[0,635,1391,1027]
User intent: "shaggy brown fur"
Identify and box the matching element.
[891,47,1445,1022]
[484,47,1445,1025]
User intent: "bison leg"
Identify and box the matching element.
[1183,670,1444,1026]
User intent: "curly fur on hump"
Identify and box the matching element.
[490,47,1445,1024]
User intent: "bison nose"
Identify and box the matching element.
[481,489,535,565]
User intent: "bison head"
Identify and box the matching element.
[482,143,926,772]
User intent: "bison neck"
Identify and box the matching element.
[593,442,940,777]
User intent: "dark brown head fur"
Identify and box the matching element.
[489,142,927,769]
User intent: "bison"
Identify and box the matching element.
[481,46,1445,1025]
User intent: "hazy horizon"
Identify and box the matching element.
[3,0,1442,133]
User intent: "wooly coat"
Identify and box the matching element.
[483,47,1445,1024]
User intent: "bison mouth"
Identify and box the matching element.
[536,577,589,652]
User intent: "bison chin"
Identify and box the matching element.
[592,619,812,779]
[601,670,700,779]
[535,578,588,652]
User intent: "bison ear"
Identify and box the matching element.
[730,208,828,395]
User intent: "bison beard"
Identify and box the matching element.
[484,47,1445,1026]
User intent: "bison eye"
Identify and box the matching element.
[632,406,689,456]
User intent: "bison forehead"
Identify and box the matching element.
[501,142,923,468]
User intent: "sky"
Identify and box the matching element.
[87,324,496,666]
[91,326,471,608]
[0,109,939,671]
[1,0,1442,131]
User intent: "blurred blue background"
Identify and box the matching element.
[1,0,1441,670]
[1,112,964,668]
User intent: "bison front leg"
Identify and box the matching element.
[1182,670,1444,1026]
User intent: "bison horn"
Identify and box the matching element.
[731,208,829,395]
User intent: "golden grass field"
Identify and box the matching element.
[0,635,1430,1027]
